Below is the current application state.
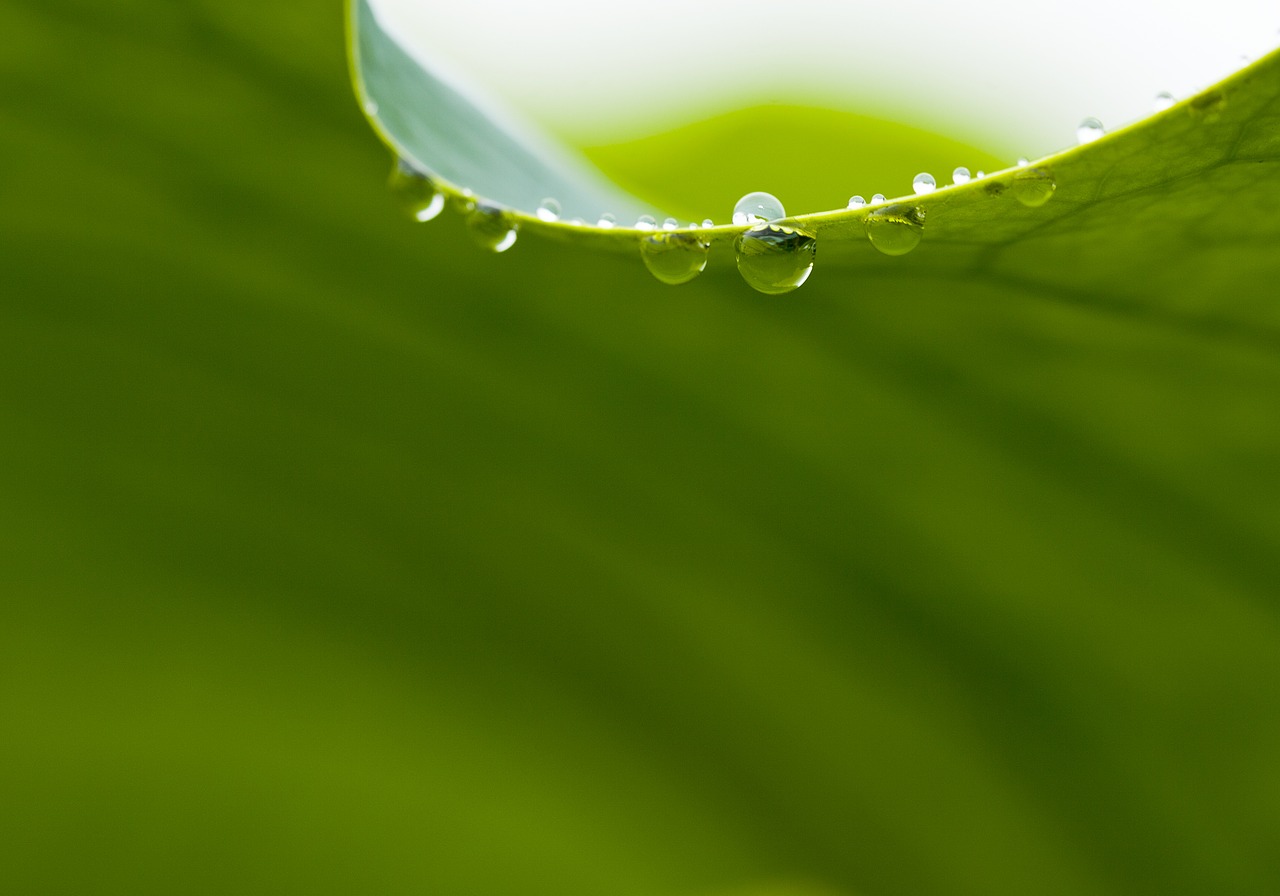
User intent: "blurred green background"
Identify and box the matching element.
[2,3,1279,896]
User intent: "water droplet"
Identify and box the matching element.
[388,160,444,222]
[864,205,925,256]
[1076,117,1105,144]
[363,99,379,116]
[597,213,616,229]
[1016,157,1030,167]
[536,198,562,222]
[735,224,816,295]
[635,215,657,231]
[1010,167,1056,207]
[701,219,715,229]
[567,218,585,227]
[975,170,986,179]
[912,172,937,194]
[662,217,680,230]
[1190,90,1226,120]
[848,195,866,208]
[952,167,971,185]
[1152,91,1176,112]
[466,202,518,253]
[450,189,477,214]
[871,193,886,204]
[640,232,710,286]
[732,191,786,226]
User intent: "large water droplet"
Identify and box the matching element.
[1152,91,1176,112]
[640,232,710,285]
[388,160,445,222]
[735,224,816,295]
[597,213,617,229]
[1076,117,1105,144]
[952,166,971,185]
[912,172,937,194]
[635,215,657,231]
[848,195,866,208]
[536,198,562,222]
[467,203,518,253]
[871,193,887,204]
[1011,167,1056,207]
[864,205,925,256]
[732,191,786,226]
[662,217,680,231]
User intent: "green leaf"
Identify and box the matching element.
[3,2,1280,896]
[352,0,1280,300]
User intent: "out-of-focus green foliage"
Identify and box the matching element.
[1,3,1279,896]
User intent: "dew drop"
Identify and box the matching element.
[388,160,445,222]
[363,99,379,116]
[450,189,477,214]
[912,172,937,194]
[1016,157,1030,167]
[597,213,617,229]
[1189,90,1226,120]
[732,191,786,226]
[864,205,925,256]
[466,202,518,253]
[735,224,816,295]
[702,219,715,229]
[536,198,562,222]
[952,166,971,185]
[975,170,986,179]
[635,215,657,231]
[848,195,867,208]
[871,193,886,204]
[567,218,586,227]
[640,232,711,286]
[1152,91,1176,112]
[662,217,680,230]
[1010,167,1056,207]
[1076,117,1105,144]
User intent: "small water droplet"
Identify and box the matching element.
[735,224,816,295]
[568,218,585,226]
[640,232,710,286]
[701,219,715,229]
[1189,90,1226,120]
[635,215,657,231]
[536,198,562,222]
[1152,91,1176,112]
[848,195,867,208]
[952,166,971,185]
[1010,167,1056,207]
[363,99,379,116]
[1076,117,1105,144]
[864,205,925,256]
[662,217,680,230]
[975,170,986,179]
[597,213,617,229]
[871,193,886,204]
[1016,157,1030,167]
[388,160,445,222]
[466,202,518,253]
[450,189,477,214]
[732,191,786,226]
[912,172,937,194]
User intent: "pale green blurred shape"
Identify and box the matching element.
[1,3,1279,896]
